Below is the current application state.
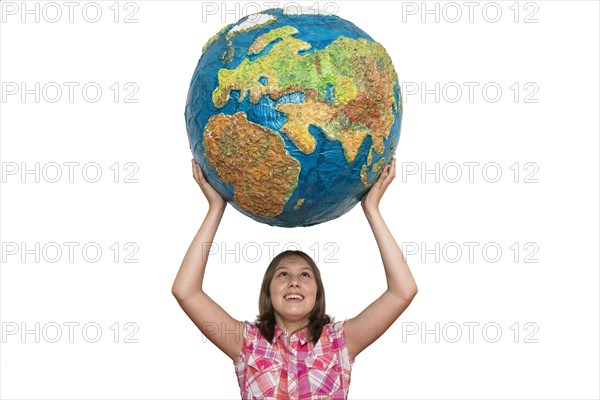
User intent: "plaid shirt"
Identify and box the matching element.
[235,320,353,399]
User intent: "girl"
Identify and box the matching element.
[172,158,418,399]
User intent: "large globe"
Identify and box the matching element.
[185,8,402,227]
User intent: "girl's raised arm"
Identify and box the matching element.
[171,159,244,363]
[344,158,418,361]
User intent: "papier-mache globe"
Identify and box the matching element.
[185,7,402,227]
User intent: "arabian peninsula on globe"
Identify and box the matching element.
[185,8,402,227]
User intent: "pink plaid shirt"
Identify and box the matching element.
[235,320,353,399]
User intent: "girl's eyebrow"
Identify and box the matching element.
[275,265,312,272]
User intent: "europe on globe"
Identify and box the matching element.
[185,8,402,227]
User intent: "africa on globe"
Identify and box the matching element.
[185,7,402,227]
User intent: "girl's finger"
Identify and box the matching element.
[380,161,396,187]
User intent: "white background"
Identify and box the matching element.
[1,1,599,399]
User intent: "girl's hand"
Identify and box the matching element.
[191,159,226,210]
[361,158,396,213]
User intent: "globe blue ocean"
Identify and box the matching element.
[185,8,402,227]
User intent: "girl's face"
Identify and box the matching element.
[269,255,318,331]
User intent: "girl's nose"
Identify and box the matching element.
[288,278,300,287]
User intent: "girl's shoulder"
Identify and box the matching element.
[241,320,260,342]
[321,319,347,342]
[236,321,262,366]
[325,318,346,331]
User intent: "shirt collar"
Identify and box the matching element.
[273,324,309,345]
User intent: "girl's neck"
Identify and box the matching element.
[275,320,309,337]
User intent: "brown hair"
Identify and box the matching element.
[256,250,331,344]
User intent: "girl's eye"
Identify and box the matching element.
[279,271,288,277]
[301,272,310,278]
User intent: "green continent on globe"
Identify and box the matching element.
[211,26,399,167]
[203,112,301,217]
